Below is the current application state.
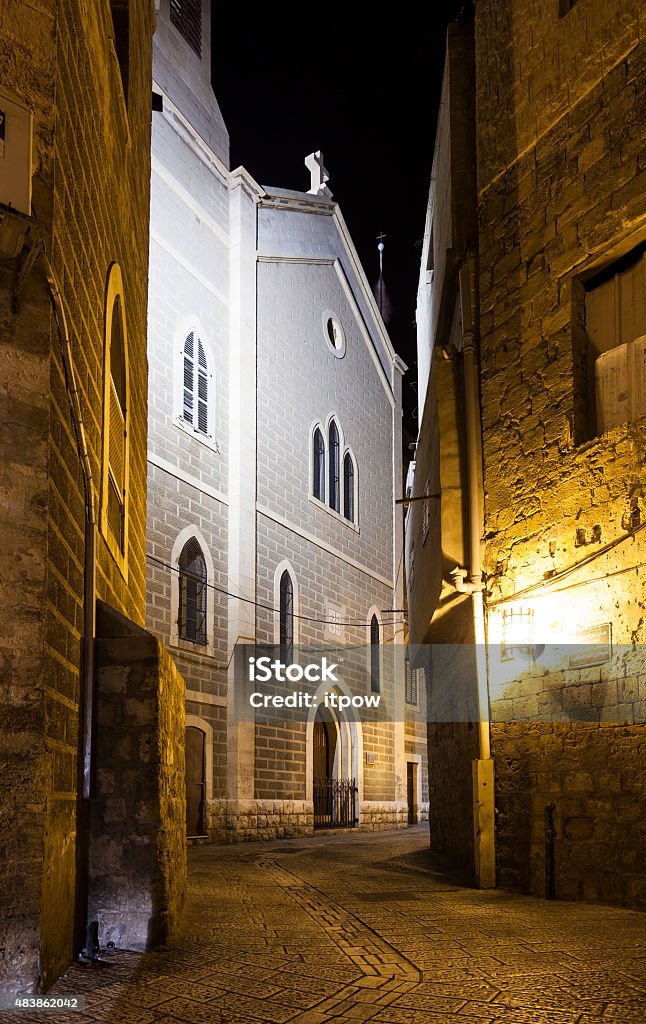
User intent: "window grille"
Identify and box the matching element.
[343,452,355,521]
[405,656,418,706]
[279,570,294,663]
[329,420,340,512]
[370,614,380,693]
[178,538,207,644]
[313,428,325,500]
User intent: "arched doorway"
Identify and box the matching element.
[312,700,358,829]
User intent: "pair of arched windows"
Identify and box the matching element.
[312,419,356,523]
[181,329,210,435]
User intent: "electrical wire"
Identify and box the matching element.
[146,552,405,627]
[488,521,646,606]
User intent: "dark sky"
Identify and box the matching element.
[212,6,468,431]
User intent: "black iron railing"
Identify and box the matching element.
[313,777,358,829]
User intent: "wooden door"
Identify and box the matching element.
[185,726,206,837]
[407,762,416,825]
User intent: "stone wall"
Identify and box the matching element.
[89,629,186,951]
[492,723,645,907]
[475,0,645,906]
[0,0,154,994]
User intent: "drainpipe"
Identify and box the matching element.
[41,252,97,950]
[450,253,496,889]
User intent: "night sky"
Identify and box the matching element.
[212,5,470,433]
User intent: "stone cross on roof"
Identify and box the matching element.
[305,151,333,198]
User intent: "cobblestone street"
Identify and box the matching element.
[10,826,646,1024]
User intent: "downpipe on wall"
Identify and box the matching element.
[41,251,97,956]
[451,255,496,889]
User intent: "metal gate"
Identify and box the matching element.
[313,777,357,829]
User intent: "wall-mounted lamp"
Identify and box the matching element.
[501,606,535,661]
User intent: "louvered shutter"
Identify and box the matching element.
[183,331,194,424]
[197,339,208,433]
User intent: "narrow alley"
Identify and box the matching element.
[11,827,645,1024]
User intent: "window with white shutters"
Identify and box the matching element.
[585,241,646,436]
[182,330,210,435]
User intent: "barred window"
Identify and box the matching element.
[328,419,340,513]
[183,330,209,434]
[170,0,202,57]
[343,452,355,522]
[279,570,294,664]
[370,614,380,693]
[178,538,207,644]
[405,656,419,706]
[313,427,325,501]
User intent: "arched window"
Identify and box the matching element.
[313,427,325,501]
[370,614,380,693]
[182,330,209,434]
[343,452,355,522]
[328,419,340,513]
[101,263,129,572]
[178,537,207,644]
[279,570,294,663]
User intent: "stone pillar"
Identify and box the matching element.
[88,622,186,951]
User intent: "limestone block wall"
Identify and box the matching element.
[492,723,645,907]
[0,0,154,993]
[89,632,186,951]
[474,0,645,906]
[145,84,231,815]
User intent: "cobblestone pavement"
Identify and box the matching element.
[6,826,646,1024]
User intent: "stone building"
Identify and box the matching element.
[146,0,428,841]
[406,0,645,907]
[0,0,185,996]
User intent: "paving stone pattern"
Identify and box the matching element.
[8,827,645,1024]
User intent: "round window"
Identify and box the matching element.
[322,312,346,358]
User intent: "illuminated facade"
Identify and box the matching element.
[146,0,428,842]
[406,1,645,906]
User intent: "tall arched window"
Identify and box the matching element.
[183,330,209,434]
[343,452,355,522]
[313,427,325,501]
[328,419,340,513]
[370,614,380,693]
[279,570,294,663]
[178,537,207,644]
[101,263,129,572]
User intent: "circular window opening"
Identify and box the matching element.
[323,312,346,358]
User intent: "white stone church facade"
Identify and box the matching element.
[146,0,428,840]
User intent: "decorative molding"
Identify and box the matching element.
[256,504,393,589]
[147,452,228,506]
[151,155,230,245]
[150,230,229,307]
